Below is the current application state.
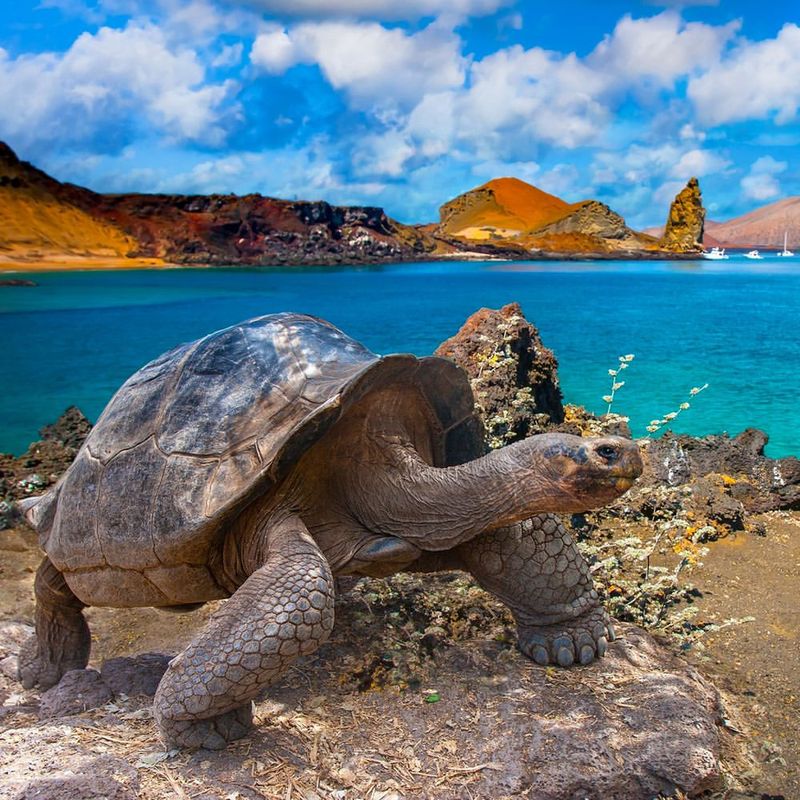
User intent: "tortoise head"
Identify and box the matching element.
[516,432,643,513]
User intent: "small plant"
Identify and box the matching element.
[602,354,634,414]
[645,383,709,435]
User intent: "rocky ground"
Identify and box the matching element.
[1,306,798,799]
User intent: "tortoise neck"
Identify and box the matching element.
[348,438,558,551]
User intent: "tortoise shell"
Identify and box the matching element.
[33,313,482,580]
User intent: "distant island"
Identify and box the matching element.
[0,140,791,271]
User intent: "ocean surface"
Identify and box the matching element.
[2,258,799,458]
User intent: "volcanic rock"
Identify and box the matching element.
[533,199,630,240]
[38,406,92,450]
[38,669,113,718]
[0,141,435,267]
[642,429,800,513]
[101,653,171,697]
[12,756,139,800]
[661,177,705,252]
[435,302,564,449]
[0,407,92,528]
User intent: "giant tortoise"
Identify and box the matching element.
[18,312,642,749]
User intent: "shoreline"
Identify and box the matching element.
[0,256,173,272]
[0,251,705,273]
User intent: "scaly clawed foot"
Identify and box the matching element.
[156,704,254,750]
[517,606,616,667]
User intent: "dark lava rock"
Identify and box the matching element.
[643,429,800,513]
[435,302,564,449]
[38,668,112,718]
[13,755,139,800]
[0,407,92,527]
[101,653,171,697]
[689,476,747,532]
[39,405,92,450]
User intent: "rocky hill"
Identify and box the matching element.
[710,196,800,248]
[434,177,663,256]
[0,143,434,268]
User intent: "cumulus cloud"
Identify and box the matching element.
[250,20,466,112]
[226,0,508,20]
[0,22,238,151]
[688,23,800,126]
[740,155,787,201]
[670,148,730,179]
[589,12,739,87]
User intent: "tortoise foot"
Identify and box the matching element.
[18,619,91,690]
[157,704,253,750]
[517,606,615,668]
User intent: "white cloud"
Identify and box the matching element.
[740,155,787,201]
[0,22,237,149]
[227,0,508,20]
[250,24,297,73]
[590,12,739,87]
[669,148,729,179]
[353,131,416,178]
[250,20,466,112]
[211,42,243,68]
[688,23,800,126]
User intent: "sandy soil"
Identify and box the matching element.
[683,512,800,797]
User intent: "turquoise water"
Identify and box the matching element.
[1,259,799,458]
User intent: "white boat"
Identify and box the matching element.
[702,246,728,260]
[776,232,794,257]
[745,249,763,259]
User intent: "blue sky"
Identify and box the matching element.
[0,0,798,227]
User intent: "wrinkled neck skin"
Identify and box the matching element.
[344,435,607,552]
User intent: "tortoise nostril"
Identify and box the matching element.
[596,444,618,462]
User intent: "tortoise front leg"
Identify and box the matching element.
[154,516,334,750]
[455,514,615,667]
[18,557,91,689]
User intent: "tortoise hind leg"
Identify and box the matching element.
[18,557,91,689]
[154,516,335,750]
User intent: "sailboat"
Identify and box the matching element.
[776,232,794,257]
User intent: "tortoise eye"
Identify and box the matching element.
[596,444,618,462]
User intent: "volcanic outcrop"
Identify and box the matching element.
[660,177,705,252]
[434,177,664,256]
[0,142,433,268]
[435,302,564,450]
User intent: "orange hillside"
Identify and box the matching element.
[439,177,574,239]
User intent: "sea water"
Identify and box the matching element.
[1,259,798,458]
